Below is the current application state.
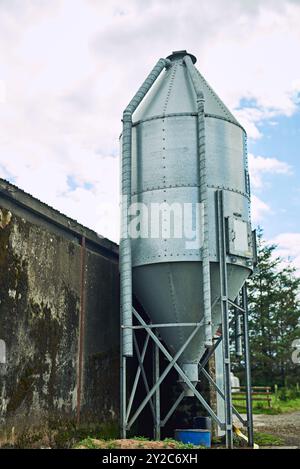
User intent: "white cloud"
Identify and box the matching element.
[248,153,292,226]
[0,0,300,242]
[234,107,280,140]
[271,232,300,273]
[200,2,300,138]
[248,153,292,189]
[251,194,272,223]
[0,80,6,104]
[0,137,120,241]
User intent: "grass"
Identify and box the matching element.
[77,432,285,449]
[213,431,284,447]
[161,438,205,449]
[233,396,300,415]
[75,436,206,449]
[253,432,284,446]
[77,437,101,449]
[132,436,150,441]
[75,437,118,449]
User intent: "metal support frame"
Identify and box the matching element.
[214,190,254,447]
[120,191,254,447]
[120,355,127,439]
[242,284,254,447]
[129,310,223,428]
[153,331,160,440]
[122,311,223,436]
[121,300,253,445]
[120,189,254,448]
[216,189,233,448]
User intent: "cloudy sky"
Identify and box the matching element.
[0,0,299,270]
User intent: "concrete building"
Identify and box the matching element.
[0,179,120,446]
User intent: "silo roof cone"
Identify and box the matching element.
[133,50,240,127]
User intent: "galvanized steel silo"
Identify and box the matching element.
[120,50,254,447]
[130,50,252,370]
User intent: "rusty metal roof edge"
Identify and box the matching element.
[0,178,119,256]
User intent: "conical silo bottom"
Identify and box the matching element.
[133,261,249,368]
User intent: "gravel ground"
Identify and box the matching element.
[235,411,300,447]
[253,411,300,447]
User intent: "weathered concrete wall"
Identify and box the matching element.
[81,248,120,424]
[0,180,120,446]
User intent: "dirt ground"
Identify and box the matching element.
[235,411,300,448]
[254,411,300,447]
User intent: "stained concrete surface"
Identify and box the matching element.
[0,179,120,446]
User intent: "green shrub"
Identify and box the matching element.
[277,386,300,402]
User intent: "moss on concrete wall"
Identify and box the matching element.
[0,202,120,446]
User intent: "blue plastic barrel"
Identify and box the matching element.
[174,429,211,448]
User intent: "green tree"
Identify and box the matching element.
[247,229,300,386]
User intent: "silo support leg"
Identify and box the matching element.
[228,293,254,443]
[121,356,127,439]
[221,298,233,449]
[216,190,233,448]
[242,285,254,447]
[153,334,161,440]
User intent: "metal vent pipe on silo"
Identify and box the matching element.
[120,50,255,449]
